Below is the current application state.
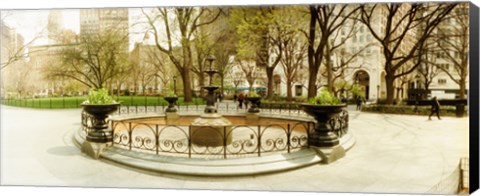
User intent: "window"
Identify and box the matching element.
[341,29,345,35]
[353,36,357,43]
[360,26,364,33]
[359,35,364,42]
[438,79,447,85]
[295,85,303,96]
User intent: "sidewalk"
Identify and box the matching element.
[0,105,469,194]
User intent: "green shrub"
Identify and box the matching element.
[84,88,116,104]
[308,88,341,105]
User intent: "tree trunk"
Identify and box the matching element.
[286,80,292,102]
[307,66,319,98]
[220,74,225,95]
[266,67,274,100]
[385,74,395,104]
[459,78,466,99]
[182,43,193,102]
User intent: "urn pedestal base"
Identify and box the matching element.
[191,114,232,146]
[246,113,260,120]
[81,141,112,159]
[165,112,180,120]
[311,145,345,164]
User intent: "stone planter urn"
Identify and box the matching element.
[300,104,347,147]
[164,97,178,112]
[247,97,262,113]
[81,103,120,143]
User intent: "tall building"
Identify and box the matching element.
[79,8,129,50]
[1,21,26,98]
[47,10,64,44]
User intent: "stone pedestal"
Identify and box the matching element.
[166,112,180,120]
[81,141,112,159]
[312,145,345,164]
[191,113,232,146]
[246,113,260,120]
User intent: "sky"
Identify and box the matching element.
[1,0,474,51]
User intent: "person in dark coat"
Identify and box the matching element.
[238,93,245,109]
[355,96,362,111]
[428,96,441,120]
[233,93,238,103]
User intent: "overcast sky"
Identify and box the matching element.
[0,0,475,51]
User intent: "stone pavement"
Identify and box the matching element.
[0,105,469,194]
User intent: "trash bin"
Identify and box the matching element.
[455,104,465,117]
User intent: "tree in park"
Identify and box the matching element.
[416,40,442,92]
[43,29,130,90]
[232,6,283,100]
[318,8,373,94]
[359,3,457,104]
[142,7,222,102]
[306,4,361,99]
[433,3,469,99]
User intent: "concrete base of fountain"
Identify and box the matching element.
[165,112,180,120]
[311,145,345,164]
[191,113,232,146]
[246,113,260,120]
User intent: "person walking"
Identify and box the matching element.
[355,96,362,111]
[233,93,238,103]
[428,96,441,120]
[238,92,245,109]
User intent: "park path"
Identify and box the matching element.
[0,105,469,194]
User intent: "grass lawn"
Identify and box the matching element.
[1,96,206,109]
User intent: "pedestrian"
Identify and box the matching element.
[356,96,362,111]
[428,96,441,120]
[233,93,238,103]
[238,92,244,109]
[244,94,249,109]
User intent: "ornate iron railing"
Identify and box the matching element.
[109,119,313,159]
[80,108,350,159]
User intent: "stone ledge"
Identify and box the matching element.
[73,128,356,176]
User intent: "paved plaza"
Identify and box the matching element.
[0,104,469,194]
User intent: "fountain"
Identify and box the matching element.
[190,55,233,146]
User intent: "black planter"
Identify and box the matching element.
[247,97,262,113]
[82,103,120,143]
[300,104,347,147]
[164,97,178,112]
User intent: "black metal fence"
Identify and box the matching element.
[80,109,350,159]
[109,120,313,159]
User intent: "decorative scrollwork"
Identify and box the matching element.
[290,135,308,148]
[226,139,258,154]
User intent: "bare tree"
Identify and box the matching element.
[142,7,222,102]
[0,18,43,70]
[359,3,457,104]
[144,47,174,96]
[417,43,442,92]
[434,3,468,99]
[305,4,361,98]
